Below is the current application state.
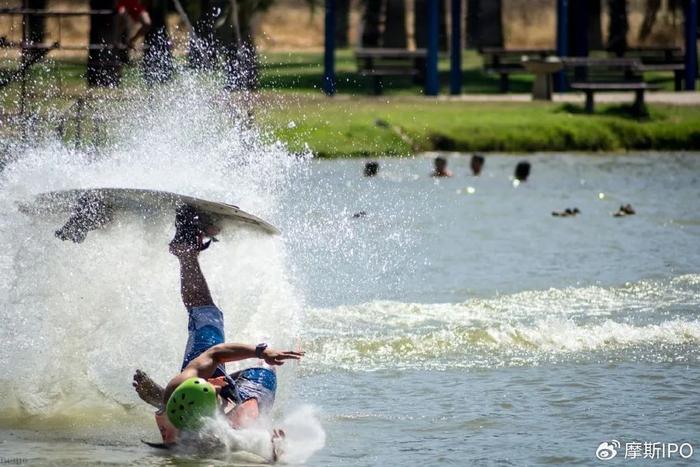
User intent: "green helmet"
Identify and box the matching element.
[166,377,217,430]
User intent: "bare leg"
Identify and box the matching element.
[170,242,214,309]
[230,398,260,429]
[132,369,164,408]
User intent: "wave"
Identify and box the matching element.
[303,275,700,371]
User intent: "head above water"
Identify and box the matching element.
[434,156,447,170]
[166,377,218,430]
[470,154,485,175]
[514,161,531,181]
[364,161,379,177]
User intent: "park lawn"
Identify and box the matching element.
[257,96,700,157]
[1,50,696,156]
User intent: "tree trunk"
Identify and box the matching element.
[26,0,46,44]
[479,0,503,48]
[336,0,351,48]
[362,0,382,46]
[638,0,661,42]
[465,0,502,49]
[588,0,603,50]
[465,0,480,49]
[607,0,628,56]
[383,0,407,48]
[568,0,589,56]
[87,0,120,87]
[222,0,259,90]
[189,0,217,70]
[142,0,173,85]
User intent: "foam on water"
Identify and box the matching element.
[305,275,700,371]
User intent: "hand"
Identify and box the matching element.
[262,348,305,366]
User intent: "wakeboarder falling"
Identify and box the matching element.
[131,206,303,455]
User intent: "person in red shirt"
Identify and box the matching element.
[117,0,151,49]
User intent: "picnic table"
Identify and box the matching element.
[355,48,427,95]
[621,46,685,91]
[480,47,556,92]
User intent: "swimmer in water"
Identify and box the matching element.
[470,154,484,176]
[132,208,303,456]
[552,208,580,217]
[432,156,453,177]
[514,161,531,182]
[613,204,636,217]
[364,161,379,177]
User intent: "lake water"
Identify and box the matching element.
[0,84,698,466]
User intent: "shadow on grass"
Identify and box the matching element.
[259,67,535,95]
[556,102,653,120]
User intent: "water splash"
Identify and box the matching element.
[0,75,310,428]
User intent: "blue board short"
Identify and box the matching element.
[181,305,226,377]
[227,368,277,412]
[180,306,278,407]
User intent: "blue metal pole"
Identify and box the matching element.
[323,0,337,95]
[685,0,698,90]
[449,0,462,95]
[425,0,439,96]
[555,0,569,92]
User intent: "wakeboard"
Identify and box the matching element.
[18,187,280,243]
[140,439,272,464]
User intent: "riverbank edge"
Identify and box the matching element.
[258,98,700,158]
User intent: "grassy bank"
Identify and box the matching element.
[2,51,699,157]
[257,96,700,157]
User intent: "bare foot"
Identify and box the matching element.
[132,369,164,408]
[271,428,286,462]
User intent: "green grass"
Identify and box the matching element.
[1,50,697,157]
[258,49,681,94]
[1,48,681,100]
[257,96,700,157]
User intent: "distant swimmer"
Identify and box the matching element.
[432,156,453,177]
[613,204,636,217]
[514,161,531,182]
[470,154,485,176]
[364,161,379,177]
[552,208,580,217]
[132,207,303,457]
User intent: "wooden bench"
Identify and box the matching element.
[355,48,426,95]
[562,57,660,116]
[480,47,555,92]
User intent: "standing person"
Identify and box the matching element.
[117,0,152,52]
[470,154,485,176]
[132,207,303,453]
[432,156,453,177]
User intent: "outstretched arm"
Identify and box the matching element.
[161,344,304,407]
